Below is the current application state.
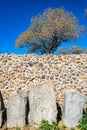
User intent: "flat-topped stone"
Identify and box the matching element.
[28,81,57,126]
[7,89,28,128]
[63,89,87,128]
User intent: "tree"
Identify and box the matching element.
[72,46,84,54]
[72,46,87,54]
[85,9,87,17]
[58,45,87,55]
[58,47,72,55]
[16,8,84,54]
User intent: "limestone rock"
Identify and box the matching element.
[0,54,87,108]
[63,89,87,128]
[28,81,57,126]
[7,89,28,128]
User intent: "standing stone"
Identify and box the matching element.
[28,81,57,126]
[63,89,87,128]
[7,89,28,128]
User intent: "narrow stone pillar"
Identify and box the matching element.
[7,89,28,128]
[63,89,87,128]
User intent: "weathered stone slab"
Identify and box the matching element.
[63,89,87,128]
[7,89,28,128]
[28,81,57,126]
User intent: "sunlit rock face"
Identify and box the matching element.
[28,81,57,126]
[7,90,28,128]
[63,89,87,128]
[0,54,87,108]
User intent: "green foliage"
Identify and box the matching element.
[77,109,87,130]
[58,47,72,55]
[85,9,87,17]
[36,119,60,130]
[71,128,75,130]
[60,125,66,130]
[16,7,84,54]
[58,45,87,55]
[72,46,84,54]
[16,127,21,130]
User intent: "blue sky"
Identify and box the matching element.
[0,0,87,54]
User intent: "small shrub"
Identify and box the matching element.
[36,119,60,130]
[16,127,21,130]
[60,125,66,130]
[77,109,87,130]
[71,128,75,130]
[72,46,84,54]
[58,47,71,55]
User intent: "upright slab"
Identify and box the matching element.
[7,90,28,128]
[28,81,57,126]
[63,89,87,128]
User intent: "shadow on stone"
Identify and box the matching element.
[56,103,62,123]
[2,108,7,124]
[0,91,6,127]
[26,97,29,124]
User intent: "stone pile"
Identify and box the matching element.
[0,54,87,107]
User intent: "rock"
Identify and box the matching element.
[63,89,87,128]
[0,78,5,83]
[1,54,87,109]
[28,81,57,126]
[76,55,80,60]
[7,89,28,128]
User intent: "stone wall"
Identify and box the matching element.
[0,54,87,107]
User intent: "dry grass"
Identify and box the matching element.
[0,124,35,130]
[0,121,80,130]
[58,121,80,130]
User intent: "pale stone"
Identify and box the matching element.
[63,89,87,128]
[0,54,87,108]
[28,81,57,126]
[7,89,28,128]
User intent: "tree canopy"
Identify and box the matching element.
[16,8,84,54]
[85,9,87,17]
[58,46,87,55]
